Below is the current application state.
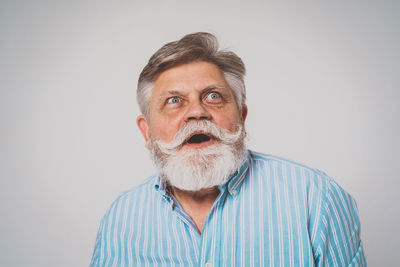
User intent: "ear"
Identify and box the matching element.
[136,115,151,149]
[241,104,248,122]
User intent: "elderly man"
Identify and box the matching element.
[91,32,366,266]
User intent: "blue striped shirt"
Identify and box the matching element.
[91,150,366,266]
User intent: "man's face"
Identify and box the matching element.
[137,61,247,148]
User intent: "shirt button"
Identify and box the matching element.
[231,189,237,195]
[205,263,212,267]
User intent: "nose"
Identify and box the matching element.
[184,100,212,121]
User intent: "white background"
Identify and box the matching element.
[1,1,399,266]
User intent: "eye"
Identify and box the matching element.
[205,92,222,103]
[166,96,182,104]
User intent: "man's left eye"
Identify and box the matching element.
[205,92,222,102]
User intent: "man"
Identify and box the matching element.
[91,32,366,266]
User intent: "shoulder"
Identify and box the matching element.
[119,174,157,199]
[248,150,333,188]
[90,174,160,265]
[101,174,158,221]
[247,151,364,264]
[250,150,327,175]
[247,150,357,220]
[94,174,159,244]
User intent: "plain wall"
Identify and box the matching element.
[1,1,399,266]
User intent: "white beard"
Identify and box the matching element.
[149,120,247,191]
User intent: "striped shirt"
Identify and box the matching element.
[90,150,366,266]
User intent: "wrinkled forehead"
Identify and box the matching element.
[150,61,233,98]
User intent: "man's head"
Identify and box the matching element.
[136,32,248,191]
[137,32,246,118]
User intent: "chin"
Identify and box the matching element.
[155,142,247,192]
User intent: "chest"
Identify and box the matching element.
[115,190,315,267]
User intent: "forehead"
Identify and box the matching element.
[152,61,230,95]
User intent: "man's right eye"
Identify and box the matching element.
[166,97,181,104]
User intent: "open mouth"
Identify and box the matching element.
[185,133,212,145]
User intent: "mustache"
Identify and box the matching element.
[153,120,243,154]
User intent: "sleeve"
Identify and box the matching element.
[313,178,367,267]
[89,217,104,267]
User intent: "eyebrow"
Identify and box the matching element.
[203,84,227,92]
[155,90,184,103]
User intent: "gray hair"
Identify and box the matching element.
[137,32,246,117]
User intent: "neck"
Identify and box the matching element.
[170,186,220,233]
[171,186,220,201]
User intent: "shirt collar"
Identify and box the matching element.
[222,150,250,196]
[154,150,250,197]
[154,176,172,202]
